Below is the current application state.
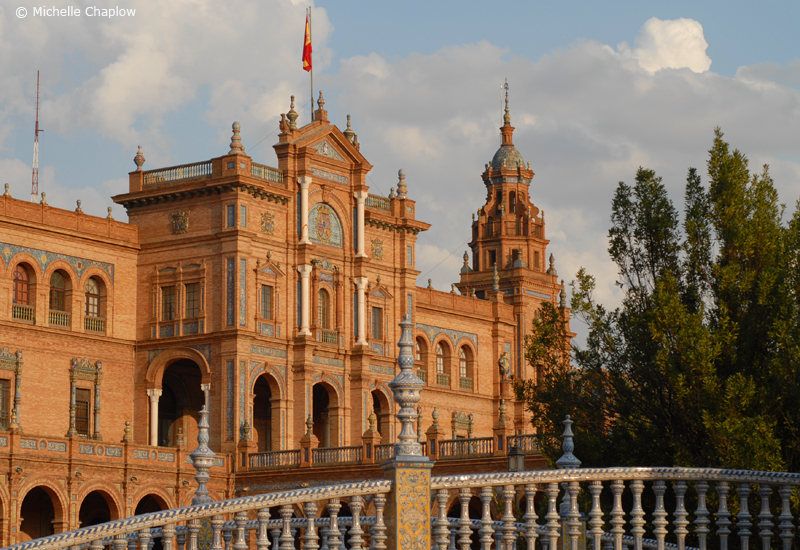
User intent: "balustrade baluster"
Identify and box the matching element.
[280,504,294,550]
[256,508,271,550]
[90,538,104,550]
[629,480,644,550]
[494,529,503,550]
[177,532,186,550]
[523,484,539,550]
[338,525,348,549]
[304,501,320,550]
[458,488,473,550]
[449,528,457,550]
[320,526,330,550]
[716,482,731,550]
[610,480,625,550]
[588,481,604,550]
[652,481,667,550]
[673,481,688,550]
[435,488,451,550]
[113,533,127,550]
[138,528,152,550]
[350,496,365,550]
[777,485,794,550]
[479,486,495,550]
[757,485,773,550]
[222,528,232,550]
[327,498,342,550]
[567,481,581,550]
[235,512,249,550]
[502,485,516,550]
[371,494,387,550]
[690,481,708,550]
[546,483,561,550]
[210,516,224,550]
[738,483,752,550]
[161,524,176,550]
[270,528,281,550]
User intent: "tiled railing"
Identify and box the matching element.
[375,443,394,462]
[312,445,362,465]
[251,162,284,184]
[12,303,34,323]
[508,433,539,453]
[48,310,70,328]
[416,368,427,383]
[143,161,212,186]
[459,376,473,389]
[439,436,493,458]
[15,467,800,550]
[436,372,450,386]
[365,194,390,212]
[249,449,300,469]
[84,316,106,334]
[317,328,339,346]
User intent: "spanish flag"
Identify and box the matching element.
[302,13,312,72]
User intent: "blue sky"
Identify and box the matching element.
[1,0,799,341]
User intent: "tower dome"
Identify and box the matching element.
[491,82,524,172]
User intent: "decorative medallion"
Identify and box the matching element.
[172,211,189,234]
[260,212,275,235]
[316,205,333,242]
[308,203,343,248]
[371,238,384,261]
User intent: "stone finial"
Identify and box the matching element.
[176,426,184,448]
[498,399,507,422]
[432,407,439,426]
[388,314,426,460]
[470,287,476,298]
[343,114,356,143]
[10,409,19,430]
[427,279,433,289]
[306,414,314,436]
[241,420,252,441]
[107,206,113,220]
[3,183,9,197]
[229,121,245,155]
[472,213,475,221]
[123,420,132,441]
[389,187,396,200]
[189,405,217,505]
[541,210,545,222]
[40,192,47,205]
[133,145,145,171]
[503,79,511,126]
[547,253,557,275]
[287,96,299,129]
[396,169,408,198]
[75,200,82,213]
[450,284,456,295]
[559,280,567,309]
[555,415,581,469]
[527,162,531,170]
[492,263,499,291]
[317,91,325,110]
[463,251,469,267]
[368,411,376,431]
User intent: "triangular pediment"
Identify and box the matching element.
[369,283,393,299]
[258,260,285,277]
[296,125,372,168]
[311,139,345,162]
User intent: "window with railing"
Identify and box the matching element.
[13,264,29,305]
[185,282,200,318]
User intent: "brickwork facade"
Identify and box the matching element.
[0,94,568,544]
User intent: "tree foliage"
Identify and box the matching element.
[516,129,796,471]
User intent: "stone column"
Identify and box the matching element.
[298,176,312,245]
[93,363,102,440]
[354,276,368,346]
[147,389,162,447]
[68,380,77,436]
[298,265,312,336]
[354,191,368,257]
[201,383,210,412]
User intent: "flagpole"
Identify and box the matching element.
[309,7,314,122]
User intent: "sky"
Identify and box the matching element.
[2,0,800,343]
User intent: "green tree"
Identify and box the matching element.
[516,130,791,471]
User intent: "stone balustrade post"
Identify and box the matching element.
[147,389,162,447]
[361,412,382,464]
[299,415,319,468]
[425,408,446,461]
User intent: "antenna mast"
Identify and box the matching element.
[31,71,41,203]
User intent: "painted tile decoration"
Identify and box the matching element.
[371,343,384,355]
[239,360,246,432]
[416,323,478,348]
[239,258,247,326]
[159,324,175,338]
[407,245,413,265]
[524,289,552,299]
[48,441,67,452]
[312,139,345,161]
[188,344,212,361]
[0,242,115,282]
[407,293,413,322]
[226,204,235,227]
[20,438,36,449]
[313,257,336,271]
[240,205,247,228]
[226,258,235,326]
[171,211,189,234]
[133,449,150,460]
[308,203,343,248]
[183,321,199,335]
[371,238,384,260]
[0,436,7,447]
[158,452,175,462]
[105,446,122,457]
[310,168,348,185]
[226,360,234,440]
[79,444,95,455]
[250,345,287,358]
[312,355,344,368]
[319,272,334,284]
[258,322,275,336]
[260,212,275,235]
[185,456,225,467]
[369,364,394,375]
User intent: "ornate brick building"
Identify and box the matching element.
[0,91,568,544]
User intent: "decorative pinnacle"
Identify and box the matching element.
[555,415,582,469]
[388,187,396,200]
[396,169,408,198]
[451,283,456,294]
[463,251,469,267]
[547,253,557,275]
[343,114,356,143]
[75,200,82,213]
[559,280,567,309]
[229,122,245,155]
[3,183,9,197]
[388,314,426,461]
[306,414,314,435]
[503,79,511,126]
[133,145,145,171]
[492,263,499,291]
[107,206,113,220]
[123,420,132,442]
[427,278,432,289]
[498,399,507,421]
[287,96,299,129]
[189,405,217,504]
[368,411,376,431]
[317,90,325,110]
[40,192,47,205]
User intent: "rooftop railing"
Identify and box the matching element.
[251,162,284,184]
[143,161,212,186]
[365,194,390,212]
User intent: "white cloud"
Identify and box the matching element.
[620,17,712,74]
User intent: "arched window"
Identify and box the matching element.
[436,343,445,374]
[510,191,516,214]
[318,288,330,329]
[85,278,100,317]
[459,347,468,378]
[50,272,66,311]
[415,341,421,361]
[13,265,29,305]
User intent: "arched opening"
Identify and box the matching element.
[446,496,483,550]
[158,359,204,448]
[48,269,72,328]
[458,346,473,390]
[318,288,330,329]
[135,494,167,515]
[254,375,280,452]
[371,390,391,443]
[12,263,35,322]
[78,490,116,527]
[415,337,428,384]
[84,277,101,318]
[19,487,58,542]
[436,341,451,386]
[312,383,339,448]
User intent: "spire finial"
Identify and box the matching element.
[3,183,9,197]
[463,251,469,266]
[547,253,557,275]
[317,90,325,110]
[503,79,511,126]
[556,415,581,469]
[107,206,113,220]
[229,122,245,155]
[343,114,356,144]
[75,200,82,213]
[396,169,408,198]
[40,192,47,206]
[287,96,299,129]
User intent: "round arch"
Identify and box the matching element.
[253,372,282,452]
[42,259,79,290]
[311,380,341,447]
[6,253,44,280]
[370,387,392,443]
[146,348,212,388]
[133,489,172,514]
[75,483,123,522]
[18,480,68,536]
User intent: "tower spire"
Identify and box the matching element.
[31,71,42,203]
[503,79,511,126]
[500,79,514,146]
